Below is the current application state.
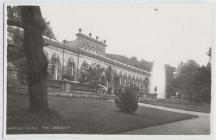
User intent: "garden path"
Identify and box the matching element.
[122,103,210,135]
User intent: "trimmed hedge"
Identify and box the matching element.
[114,87,139,114]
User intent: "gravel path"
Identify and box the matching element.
[122,103,210,135]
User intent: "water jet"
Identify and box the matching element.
[149,61,166,99]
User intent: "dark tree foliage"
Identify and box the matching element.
[114,87,139,114]
[21,6,49,110]
[80,62,106,85]
[173,60,200,100]
[7,30,28,72]
[42,19,56,39]
[165,64,177,98]
[7,6,22,27]
[7,6,56,39]
[193,65,211,103]
[172,58,211,103]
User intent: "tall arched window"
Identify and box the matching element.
[123,74,127,86]
[64,58,76,81]
[119,75,122,85]
[53,61,59,80]
[68,62,74,76]
[128,74,131,86]
[49,59,59,80]
[49,54,61,80]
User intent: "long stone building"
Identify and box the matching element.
[7,26,151,93]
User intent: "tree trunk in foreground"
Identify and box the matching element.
[21,6,48,111]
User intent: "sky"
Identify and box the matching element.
[40,4,214,67]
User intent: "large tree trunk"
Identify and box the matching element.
[21,6,48,111]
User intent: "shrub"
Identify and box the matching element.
[114,87,139,114]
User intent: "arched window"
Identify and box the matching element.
[49,54,61,80]
[50,59,59,80]
[123,74,127,86]
[128,74,131,86]
[68,62,74,76]
[63,58,76,81]
[54,61,59,80]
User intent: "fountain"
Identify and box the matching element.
[149,61,166,99]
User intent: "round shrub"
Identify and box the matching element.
[114,87,139,114]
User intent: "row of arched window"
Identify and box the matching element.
[47,54,75,80]
[46,53,149,89]
[118,74,148,89]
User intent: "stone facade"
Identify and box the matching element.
[7,26,151,92]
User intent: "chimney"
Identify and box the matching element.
[89,33,92,37]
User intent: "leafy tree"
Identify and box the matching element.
[130,56,137,62]
[7,6,56,39]
[192,63,211,103]
[7,31,28,72]
[79,62,89,83]
[173,60,200,100]
[176,60,200,76]
[42,19,56,39]
[87,63,106,85]
[7,6,22,27]
[166,83,177,98]
[173,56,211,103]
[165,64,176,98]
[80,62,106,85]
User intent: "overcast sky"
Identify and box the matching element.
[40,4,214,67]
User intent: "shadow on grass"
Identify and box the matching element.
[7,108,69,134]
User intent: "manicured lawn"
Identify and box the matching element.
[140,99,211,113]
[7,93,197,134]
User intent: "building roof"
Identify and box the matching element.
[7,25,151,76]
[76,33,107,47]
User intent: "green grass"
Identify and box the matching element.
[7,93,197,134]
[140,99,210,113]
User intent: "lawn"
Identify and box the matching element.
[7,93,197,134]
[140,99,211,113]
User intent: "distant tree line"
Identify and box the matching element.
[167,48,211,103]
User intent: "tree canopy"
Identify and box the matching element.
[7,6,56,39]
[171,58,211,103]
